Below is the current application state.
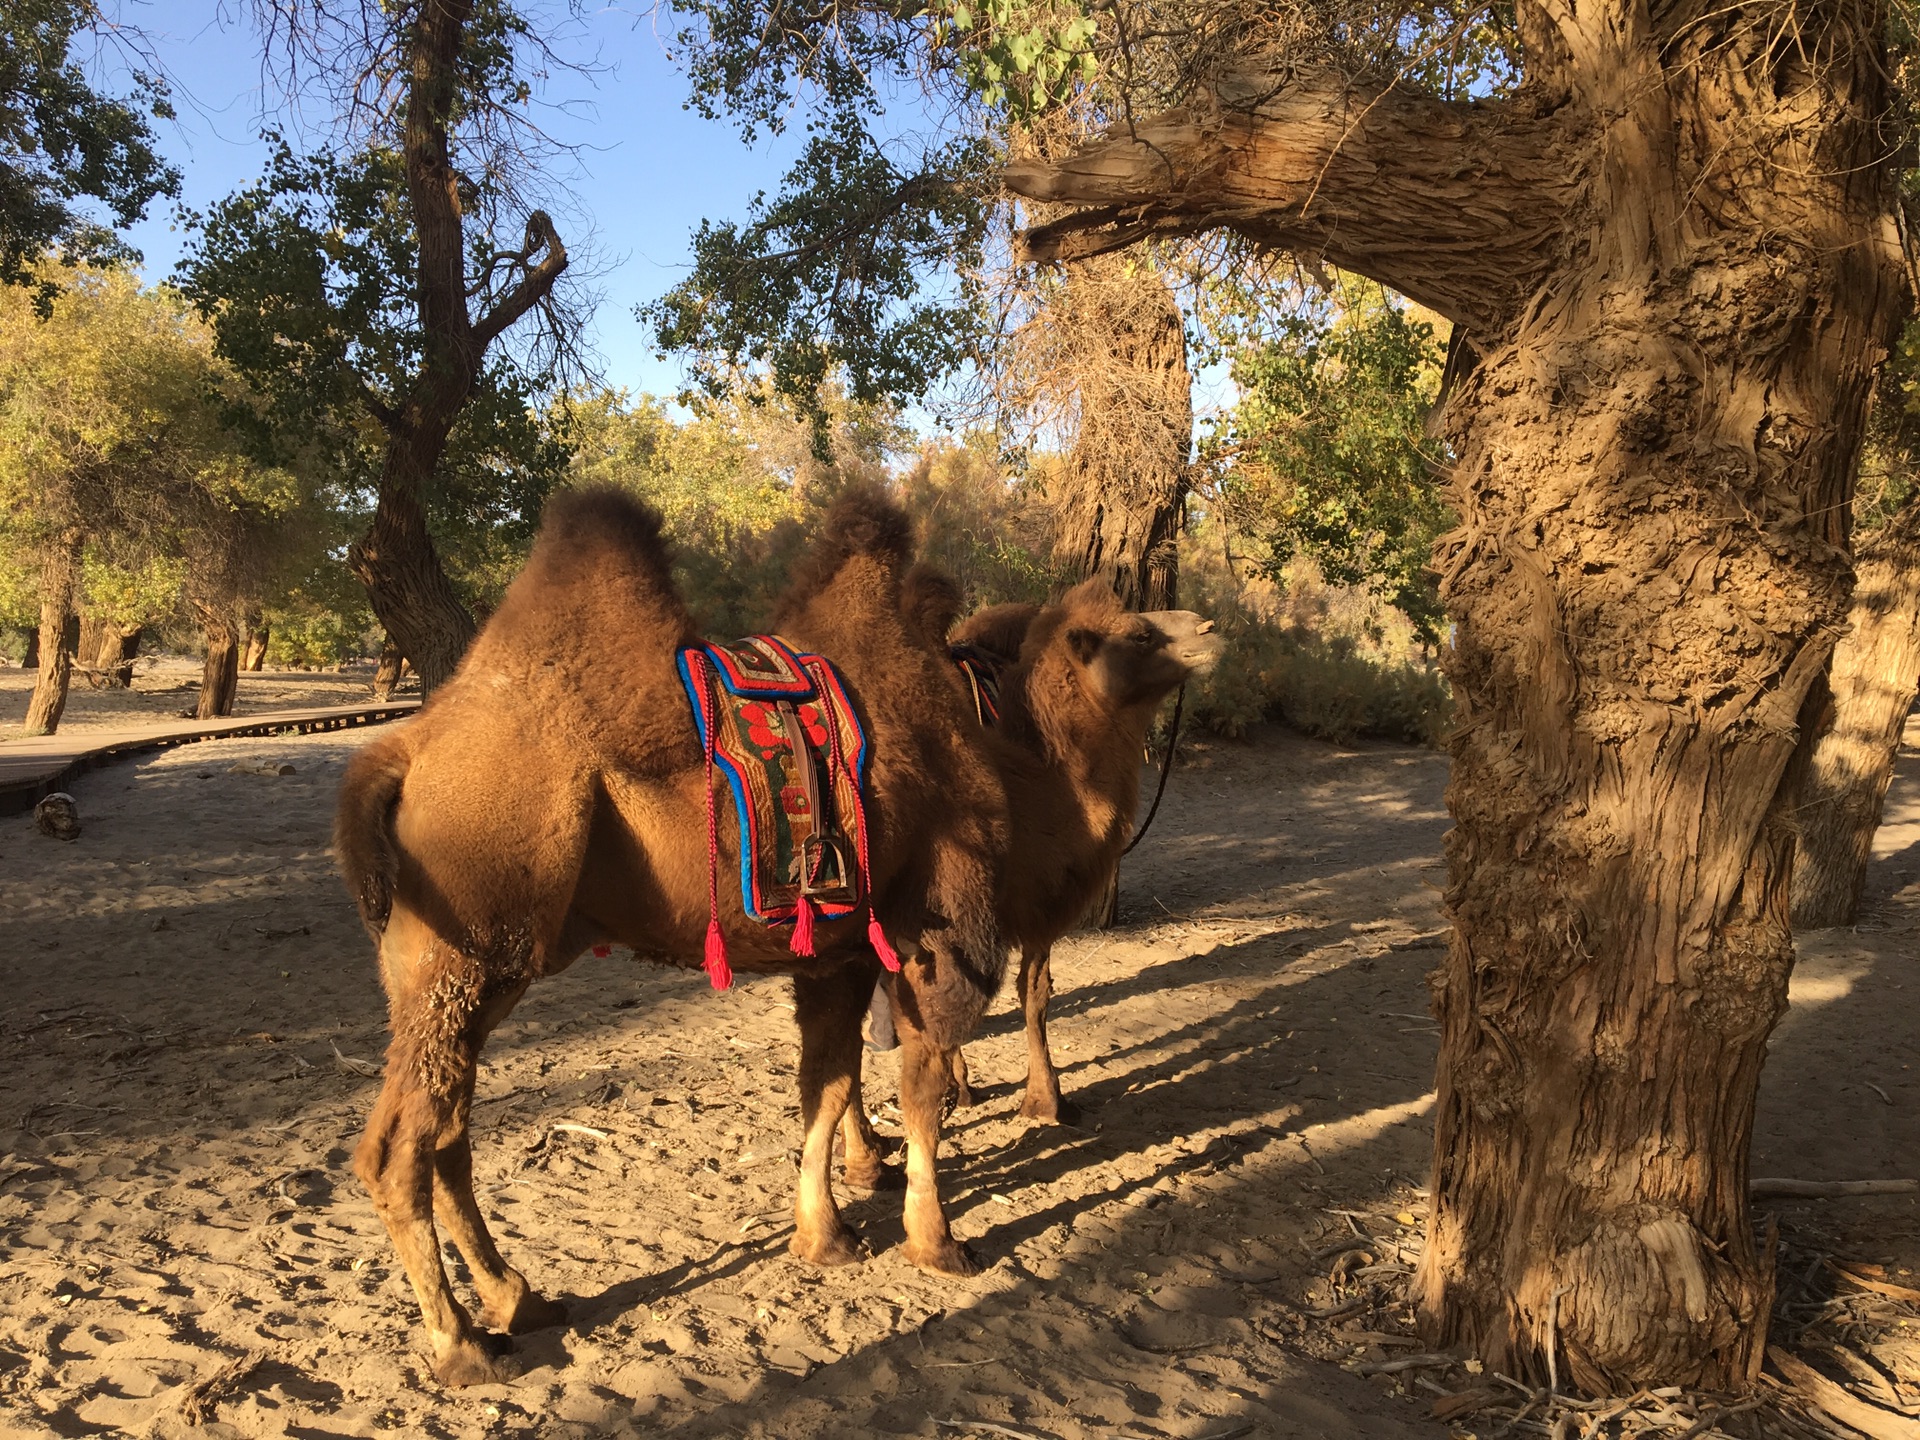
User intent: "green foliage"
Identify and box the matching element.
[0,0,179,311]
[1209,277,1453,640]
[1183,520,1451,747]
[0,263,341,639]
[926,0,1098,114]
[644,132,994,437]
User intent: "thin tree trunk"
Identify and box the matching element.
[194,604,240,720]
[336,0,566,693]
[1792,505,1920,928]
[1049,268,1192,611]
[1006,16,1905,1391]
[22,535,82,736]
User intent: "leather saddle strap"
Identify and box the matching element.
[778,700,827,885]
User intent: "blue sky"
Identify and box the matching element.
[115,1,810,399]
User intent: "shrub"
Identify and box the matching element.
[1183,527,1451,747]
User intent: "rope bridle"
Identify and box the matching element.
[1121,682,1185,857]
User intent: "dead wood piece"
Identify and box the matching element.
[1429,1385,1504,1420]
[1352,1352,1456,1376]
[1751,1179,1920,1199]
[178,1351,262,1426]
[1828,1261,1920,1306]
[1769,1347,1920,1440]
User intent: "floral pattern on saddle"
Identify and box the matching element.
[675,635,899,990]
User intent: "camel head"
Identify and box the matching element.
[1055,579,1222,712]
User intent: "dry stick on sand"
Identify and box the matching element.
[178,1351,262,1426]
[1751,1178,1920,1199]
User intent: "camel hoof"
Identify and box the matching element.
[790,1226,868,1267]
[490,1290,569,1335]
[843,1160,907,1194]
[432,1336,521,1388]
[1019,1091,1081,1127]
[903,1237,982,1277]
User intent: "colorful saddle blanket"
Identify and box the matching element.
[949,644,1002,728]
[677,635,869,929]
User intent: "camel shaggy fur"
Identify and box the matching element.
[334,485,1009,1386]
[860,578,1220,1135]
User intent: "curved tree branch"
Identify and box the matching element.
[473,209,568,351]
[1005,67,1581,336]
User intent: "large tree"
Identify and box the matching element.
[180,0,574,690]
[1007,14,1906,1399]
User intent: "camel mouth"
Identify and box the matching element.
[1141,610,1225,678]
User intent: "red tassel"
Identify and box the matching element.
[591,943,612,958]
[868,910,901,972]
[704,918,733,990]
[790,895,817,957]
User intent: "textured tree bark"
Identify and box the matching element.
[343,0,567,693]
[1050,268,1192,610]
[77,616,106,688]
[22,535,82,736]
[96,622,140,688]
[1792,505,1920,928]
[1007,2,1906,1392]
[241,610,270,672]
[370,634,405,700]
[195,603,240,720]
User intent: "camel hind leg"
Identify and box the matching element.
[356,923,521,1386]
[426,982,566,1336]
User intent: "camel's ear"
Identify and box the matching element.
[1066,627,1104,665]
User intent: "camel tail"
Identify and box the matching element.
[335,729,412,940]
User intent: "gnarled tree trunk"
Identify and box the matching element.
[76,615,106,688]
[22,534,83,736]
[1008,14,1905,1392]
[194,603,240,720]
[1792,504,1920,928]
[1050,266,1193,610]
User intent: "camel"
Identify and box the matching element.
[850,577,1221,1157]
[333,484,1011,1386]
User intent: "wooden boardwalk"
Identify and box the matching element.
[0,700,420,816]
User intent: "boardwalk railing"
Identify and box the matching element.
[0,701,421,816]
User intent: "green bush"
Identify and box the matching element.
[1183,528,1451,747]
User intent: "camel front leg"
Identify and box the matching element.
[790,961,875,1266]
[893,997,981,1276]
[1016,944,1078,1125]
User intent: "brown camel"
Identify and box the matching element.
[849,577,1220,1157]
[334,484,1010,1386]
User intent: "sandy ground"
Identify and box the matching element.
[0,657,416,739]
[1,702,1917,1439]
